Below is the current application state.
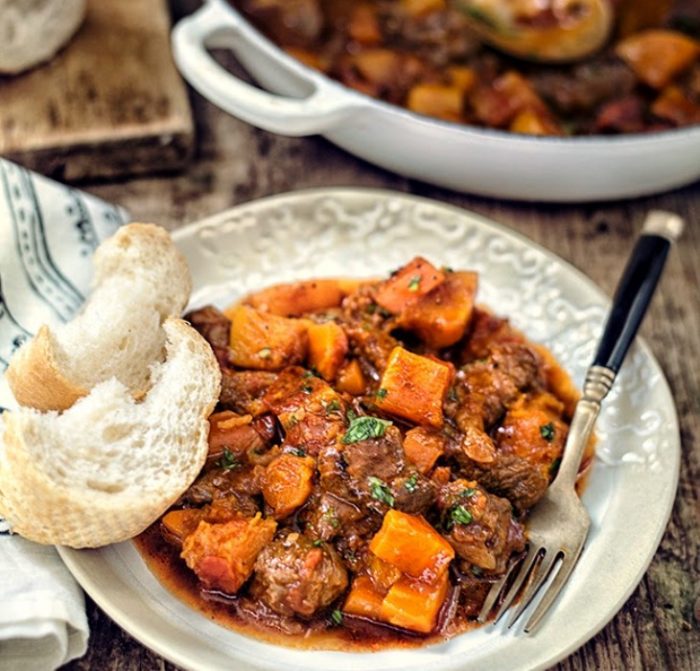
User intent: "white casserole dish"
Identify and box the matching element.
[171,0,700,202]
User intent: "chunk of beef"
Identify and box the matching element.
[344,322,400,379]
[238,0,324,47]
[391,472,436,514]
[251,531,348,618]
[436,480,525,574]
[182,465,264,513]
[185,305,231,368]
[220,370,278,415]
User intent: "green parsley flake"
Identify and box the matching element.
[312,539,324,547]
[376,388,388,399]
[407,275,422,292]
[326,399,341,414]
[449,505,473,528]
[292,447,306,457]
[302,383,314,394]
[257,347,272,359]
[368,476,395,507]
[218,448,239,471]
[540,422,556,442]
[461,487,476,498]
[343,416,392,444]
[331,609,343,626]
[404,473,419,493]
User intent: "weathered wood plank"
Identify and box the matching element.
[0,0,194,181]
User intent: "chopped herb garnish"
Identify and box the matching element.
[540,422,555,442]
[347,409,358,423]
[447,387,459,403]
[404,473,419,493]
[471,565,483,577]
[407,275,422,292]
[292,447,306,457]
[303,370,315,379]
[461,487,476,498]
[302,383,314,394]
[449,505,473,528]
[368,476,395,507]
[326,399,341,414]
[343,415,392,444]
[312,539,324,547]
[287,414,299,427]
[376,388,388,399]
[257,347,272,359]
[330,609,343,626]
[217,448,239,471]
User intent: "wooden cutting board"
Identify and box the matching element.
[0,0,194,181]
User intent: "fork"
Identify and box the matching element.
[477,210,684,634]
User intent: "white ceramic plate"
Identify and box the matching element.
[59,189,680,671]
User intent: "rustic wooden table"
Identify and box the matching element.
[64,2,699,669]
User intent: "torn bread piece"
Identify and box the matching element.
[0,318,221,548]
[6,223,191,411]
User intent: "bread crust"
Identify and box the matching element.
[6,223,191,411]
[6,326,87,412]
[0,319,221,548]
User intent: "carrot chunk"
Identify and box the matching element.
[403,427,446,474]
[228,305,308,370]
[380,572,449,634]
[262,453,316,519]
[343,575,386,619]
[369,509,454,583]
[307,321,349,381]
[407,83,464,122]
[181,514,277,594]
[336,359,367,395]
[616,29,700,89]
[374,258,446,314]
[375,346,454,427]
[398,271,478,348]
[161,508,204,546]
[243,279,347,317]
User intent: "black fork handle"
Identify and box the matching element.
[592,211,684,374]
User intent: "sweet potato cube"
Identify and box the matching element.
[262,453,316,519]
[229,305,308,370]
[161,508,204,546]
[510,108,562,136]
[307,321,349,381]
[181,514,277,594]
[242,279,348,317]
[380,572,449,634]
[369,510,454,583]
[374,258,446,314]
[398,271,478,348]
[343,576,386,619]
[403,427,446,474]
[407,83,464,122]
[616,29,700,89]
[335,359,367,395]
[376,346,453,427]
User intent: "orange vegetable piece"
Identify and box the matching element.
[336,359,367,395]
[161,508,204,546]
[242,279,347,317]
[616,30,700,89]
[448,66,477,93]
[366,554,403,593]
[374,257,446,314]
[403,427,446,474]
[307,321,349,381]
[652,85,700,126]
[376,346,453,428]
[510,108,563,136]
[398,271,478,348]
[228,305,308,370]
[472,71,549,128]
[181,514,277,594]
[348,4,382,44]
[369,510,454,583]
[262,453,316,519]
[343,576,386,619]
[380,572,449,634]
[407,83,464,122]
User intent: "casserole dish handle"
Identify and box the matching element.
[172,1,356,136]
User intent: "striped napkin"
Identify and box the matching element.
[0,158,128,669]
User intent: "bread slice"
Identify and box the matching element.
[0,0,86,74]
[6,223,192,411]
[0,318,221,548]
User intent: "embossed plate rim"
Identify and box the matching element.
[59,188,680,671]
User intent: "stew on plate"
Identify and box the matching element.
[230,0,700,136]
[136,257,592,649]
